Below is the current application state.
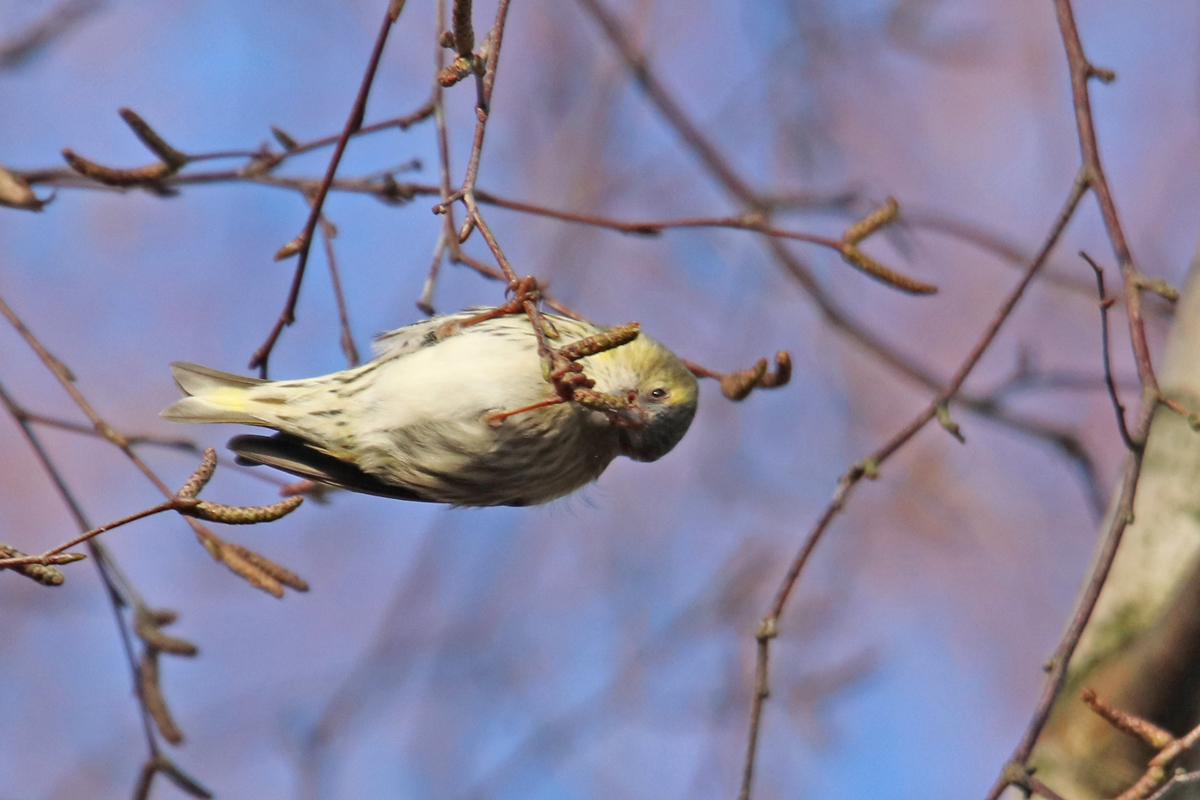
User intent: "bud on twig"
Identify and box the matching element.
[840,198,938,295]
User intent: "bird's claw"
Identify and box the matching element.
[480,292,644,425]
[447,276,547,339]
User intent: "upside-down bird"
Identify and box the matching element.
[161,310,699,507]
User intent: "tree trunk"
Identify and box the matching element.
[1031,235,1200,798]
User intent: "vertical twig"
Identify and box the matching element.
[317,214,360,367]
[982,3,1169,799]
[1081,251,1136,451]
[418,0,457,315]
[456,0,516,281]
[1053,0,1158,398]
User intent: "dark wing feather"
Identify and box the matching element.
[228,433,434,502]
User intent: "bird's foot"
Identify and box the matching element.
[437,276,546,340]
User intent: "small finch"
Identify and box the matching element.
[161,310,699,507]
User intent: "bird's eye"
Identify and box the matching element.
[650,388,668,400]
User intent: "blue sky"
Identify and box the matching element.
[2,1,1198,798]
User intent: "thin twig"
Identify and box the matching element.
[419,0,457,315]
[10,156,1064,299]
[1053,0,1159,398]
[904,207,1098,299]
[0,379,208,796]
[736,166,1091,800]
[459,0,512,200]
[317,213,360,367]
[0,287,305,596]
[571,2,1140,795]
[451,0,517,287]
[249,3,405,376]
[1081,251,1137,450]
[0,500,171,568]
[2,402,314,493]
[1078,689,1200,800]
[0,459,303,570]
[982,3,1168,798]
[272,99,436,161]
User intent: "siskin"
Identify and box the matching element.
[161,310,699,507]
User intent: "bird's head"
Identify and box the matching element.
[581,332,699,462]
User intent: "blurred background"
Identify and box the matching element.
[1,0,1198,798]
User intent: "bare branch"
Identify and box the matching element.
[249,4,406,376]
[1081,251,1138,451]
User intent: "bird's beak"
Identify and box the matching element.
[609,399,647,428]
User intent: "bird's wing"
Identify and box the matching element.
[370,309,487,359]
[228,433,435,502]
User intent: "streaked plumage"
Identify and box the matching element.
[161,311,699,506]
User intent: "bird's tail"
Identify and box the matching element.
[160,362,269,425]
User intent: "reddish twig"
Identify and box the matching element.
[450,0,517,282]
[685,354,792,401]
[470,195,934,293]
[1053,0,1158,398]
[15,157,1045,302]
[249,2,406,377]
[0,542,83,585]
[432,0,626,406]
[0,449,303,571]
[903,207,1099,299]
[1078,688,1200,800]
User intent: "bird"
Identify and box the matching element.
[161,310,699,507]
